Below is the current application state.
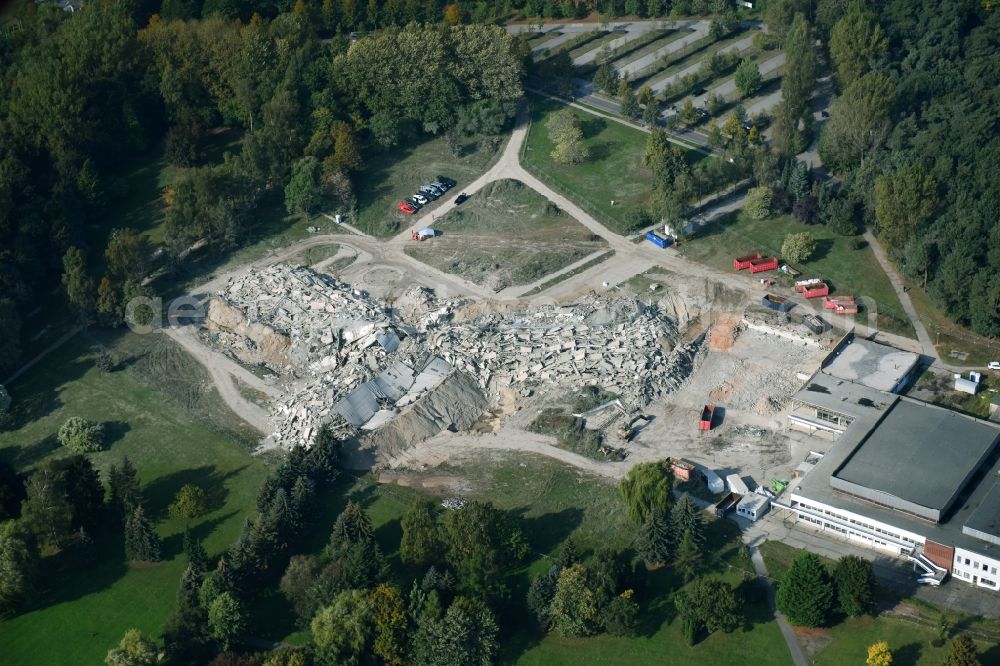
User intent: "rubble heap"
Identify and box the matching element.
[210,265,704,450]
[425,299,702,407]
[208,265,408,375]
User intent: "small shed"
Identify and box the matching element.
[736,494,771,522]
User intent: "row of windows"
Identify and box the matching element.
[958,557,998,576]
[794,501,914,545]
[957,570,998,588]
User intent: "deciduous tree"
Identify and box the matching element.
[734,59,763,97]
[867,641,893,666]
[782,231,818,263]
[57,417,104,453]
[549,563,600,637]
[401,499,443,568]
[619,460,674,524]
[674,576,741,640]
[829,1,888,87]
[943,634,980,666]
[170,484,208,520]
[105,628,158,666]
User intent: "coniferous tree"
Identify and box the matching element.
[636,511,672,566]
[526,565,560,629]
[776,553,834,627]
[833,555,876,617]
[107,457,141,518]
[556,536,581,569]
[124,506,162,562]
[669,493,705,547]
[183,527,209,576]
[329,500,375,557]
[674,528,702,581]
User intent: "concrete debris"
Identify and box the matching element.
[210,264,704,452]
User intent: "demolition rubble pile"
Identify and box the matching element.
[424,301,705,407]
[209,265,705,449]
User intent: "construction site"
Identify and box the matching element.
[197,249,837,490]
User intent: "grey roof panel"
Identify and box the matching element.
[833,400,1000,517]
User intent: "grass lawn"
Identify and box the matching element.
[0,330,269,665]
[404,179,607,291]
[679,211,916,338]
[354,131,504,237]
[523,95,703,235]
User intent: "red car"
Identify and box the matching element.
[398,201,417,214]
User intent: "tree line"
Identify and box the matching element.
[766,0,999,336]
[0,2,525,377]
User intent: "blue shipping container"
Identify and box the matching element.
[646,231,671,248]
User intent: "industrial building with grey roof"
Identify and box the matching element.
[784,337,1000,593]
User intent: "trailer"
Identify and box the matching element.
[714,492,741,518]
[701,468,724,494]
[699,404,716,430]
[671,458,695,482]
[726,474,749,496]
[736,493,770,521]
[645,230,672,248]
[802,314,826,334]
[761,294,792,313]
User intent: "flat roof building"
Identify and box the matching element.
[822,336,919,393]
[830,400,1000,522]
[785,348,1000,594]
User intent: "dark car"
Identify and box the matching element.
[695,107,709,118]
[436,175,456,188]
[820,110,830,118]
[692,87,706,96]
[405,197,422,209]
[454,192,469,205]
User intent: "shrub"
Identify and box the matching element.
[57,417,104,453]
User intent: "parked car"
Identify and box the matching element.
[419,185,441,197]
[989,361,1000,370]
[412,193,429,205]
[431,180,449,191]
[695,107,709,118]
[397,201,417,214]
[404,197,422,209]
[436,175,456,188]
[454,192,469,205]
[820,110,830,118]
[692,87,706,96]
[742,122,754,132]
